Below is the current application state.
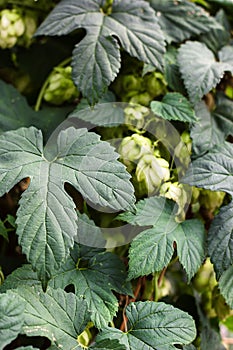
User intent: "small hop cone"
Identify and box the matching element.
[0,9,25,49]
[136,154,170,195]
[199,189,225,214]
[44,66,80,105]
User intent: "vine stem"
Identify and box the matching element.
[34,57,72,112]
[153,272,160,302]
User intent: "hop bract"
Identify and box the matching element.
[136,154,170,195]
[124,105,149,132]
[43,66,80,105]
[0,9,25,48]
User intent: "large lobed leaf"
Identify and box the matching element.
[97,301,196,349]
[0,126,135,287]
[150,0,222,43]
[119,196,205,281]
[35,0,165,104]
[9,286,90,349]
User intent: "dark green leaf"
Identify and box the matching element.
[218,45,233,73]
[49,242,132,328]
[35,0,165,104]
[182,141,233,194]
[200,325,226,350]
[191,101,225,156]
[91,339,126,350]
[151,92,197,122]
[213,94,233,137]
[178,41,231,104]
[199,9,230,53]
[164,46,186,94]
[0,126,135,286]
[119,196,205,281]
[219,265,233,308]
[14,286,90,349]
[150,0,221,43]
[208,202,233,278]
[0,220,8,241]
[0,291,26,348]
[97,301,196,349]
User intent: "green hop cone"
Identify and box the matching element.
[144,71,167,99]
[199,189,225,214]
[0,9,25,49]
[122,74,143,92]
[119,134,152,170]
[129,91,152,106]
[124,104,149,133]
[136,154,170,195]
[44,66,80,105]
[160,181,189,222]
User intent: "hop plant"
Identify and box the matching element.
[118,133,152,169]
[43,66,80,105]
[0,9,25,48]
[143,71,167,99]
[136,154,170,195]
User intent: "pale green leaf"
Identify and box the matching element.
[97,301,196,349]
[208,202,233,279]
[0,126,135,286]
[182,141,233,194]
[191,101,225,156]
[14,286,90,349]
[49,242,131,328]
[219,265,233,308]
[151,92,197,122]
[178,41,231,104]
[35,0,165,104]
[0,291,26,348]
[120,196,205,280]
[16,347,39,350]
[150,0,222,43]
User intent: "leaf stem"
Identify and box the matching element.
[153,272,160,302]
[34,57,72,111]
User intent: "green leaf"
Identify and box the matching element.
[182,141,233,194]
[150,0,221,43]
[0,291,26,349]
[178,41,231,104]
[0,264,40,293]
[208,202,233,279]
[16,347,39,350]
[14,286,90,349]
[183,345,197,350]
[0,80,36,132]
[49,242,131,328]
[97,301,196,349]
[191,101,225,156]
[150,92,197,122]
[0,220,9,241]
[218,45,233,73]
[199,9,230,53]
[68,94,125,127]
[200,325,226,350]
[213,93,233,138]
[0,80,70,141]
[91,339,126,350]
[219,265,233,308]
[0,126,135,286]
[119,196,205,281]
[164,46,186,94]
[35,0,165,104]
